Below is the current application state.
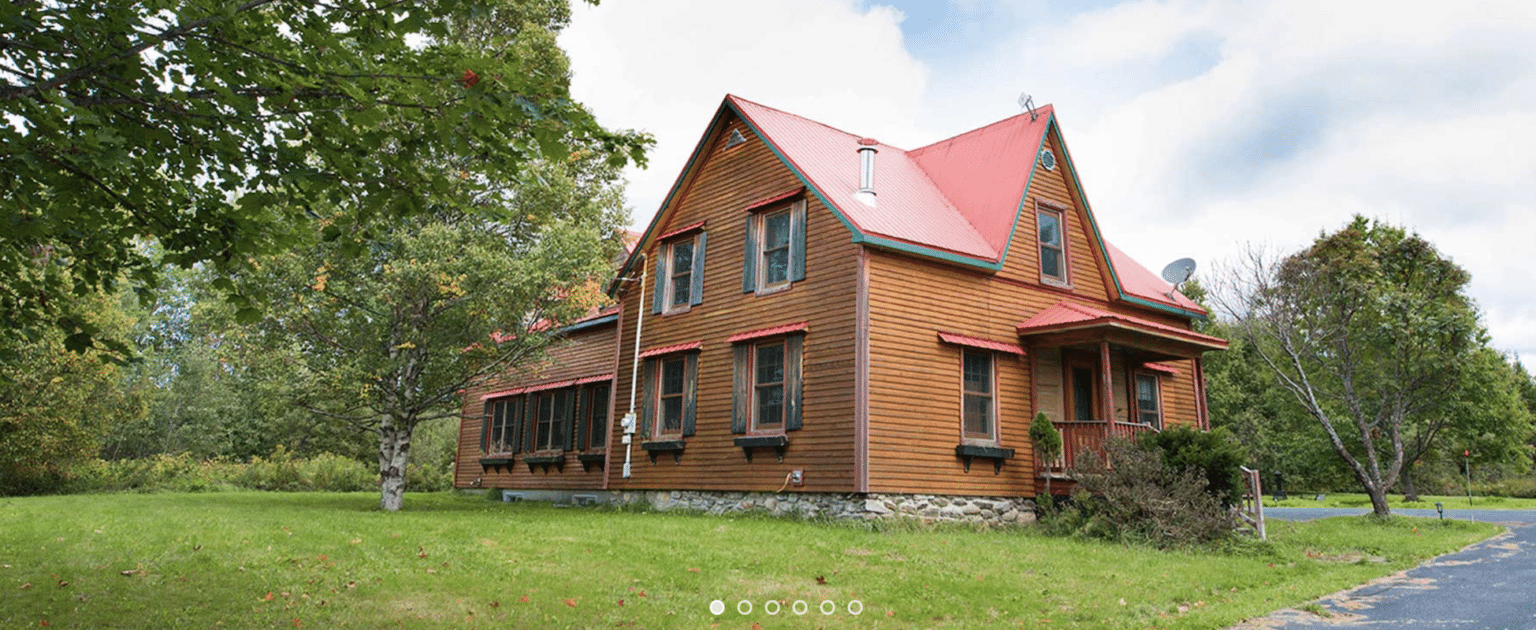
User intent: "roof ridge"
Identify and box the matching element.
[908,104,1056,157]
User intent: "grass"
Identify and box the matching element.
[1265,492,1536,510]
[0,492,1499,629]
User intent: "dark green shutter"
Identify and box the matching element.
[690,233,706,306]
[640,360,654,438]
[682,353,698,436]
[790,201,807,282]
[731,344,749,434]
[480,402,492,452]
[785,334,804,431]
[741,216,757,293]
[573,387,589,451]
[652,254,666,314]
[522,394,537,453]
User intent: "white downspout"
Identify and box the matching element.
[621,261,647,479]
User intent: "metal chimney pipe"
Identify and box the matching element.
[857,138,878,194]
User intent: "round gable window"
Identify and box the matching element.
[1039,149,1057,171]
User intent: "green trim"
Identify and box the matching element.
[727,103,864,239]
[852,233,1002,271]
[558,313,617,335]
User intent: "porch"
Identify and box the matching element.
[1016,300,1229,482]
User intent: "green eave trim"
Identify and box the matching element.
[851,234,1001,270]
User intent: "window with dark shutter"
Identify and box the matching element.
[731,332,803,434]
[660,233,707,313]
[743,199,806,294]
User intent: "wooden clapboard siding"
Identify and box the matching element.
[453,323,617,490]
[608,114,860,494]
[998,133,1113,302]
[865,250,1036,496]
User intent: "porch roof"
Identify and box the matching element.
[1016,301,1228,359]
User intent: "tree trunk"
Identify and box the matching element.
[1402,469,1420,502]
[1366,485,1392,518]
[378,418,414,512]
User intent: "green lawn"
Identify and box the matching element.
[0,492,1499,629]
[1265,492,1536,510]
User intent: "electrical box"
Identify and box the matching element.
[790,470,804,486]
[621,413,636,434]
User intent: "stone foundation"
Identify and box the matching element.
[615,490,1036,527]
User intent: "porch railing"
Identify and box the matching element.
[1040,420,1156,472]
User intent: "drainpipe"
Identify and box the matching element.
[621,258,647,479]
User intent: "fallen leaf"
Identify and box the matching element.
[425,569,436,574]
[519,596,529,603]
[686,567,700,573]
[814,576,827,585]
[40,620,49,627]
[886,611,895,618]
[56,581,68,588]
[637,590,647,598]
[317,555,327,561]
[263,592,274,602]
[290,618,302,627]
[489,601,499,608]
[20,583,32,589]
[1119,598,1126,606]
[345,582,356,589]
[564,598,577,607]
[349,539,362,544]
[120,570,136,577]
[617,599,625,606]
[751,624,763,630]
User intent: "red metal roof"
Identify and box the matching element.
[729,96,998,260]
[658,220,706,241]
[937,331,1026,356]
[726,321,809,343]
[1016,301,1228,349]
[481,372,614,400]
[1104,242,1206,314]
[743,186,804,213]
[638,340,702,359]
[1142,362,1181,376]
[908,110,1054,256]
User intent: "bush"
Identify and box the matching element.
[1054,437,1238,548]
[1138,426,1246,507]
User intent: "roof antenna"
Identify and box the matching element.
[1018,93,1037,121]
[1159,258,1197,302]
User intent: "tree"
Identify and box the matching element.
[1395,346,1534,500]
[1,0,649,355]
[1029,411,1062,500]
[241,154,627,511]
[1213,216,1480,517]
[0,289,145,494]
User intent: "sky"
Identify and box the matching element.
[558,0,1536,366]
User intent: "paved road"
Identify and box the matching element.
[1232,508,1536,629]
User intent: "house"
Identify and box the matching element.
[453,95,1227,523]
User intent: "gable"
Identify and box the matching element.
[997,130,1114,302]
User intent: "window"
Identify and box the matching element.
[584,384,609,449]
[962,351,995,441]
[1038,206,1067,284]
[1134,373,1162,428]
[482,397,522,453]
[533,391,571,452]
[641,352,698,439]
[731,334,803,434]
[753,341,786,430]
[742,200,806,294]
[653,232,706,314]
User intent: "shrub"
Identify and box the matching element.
[1138,426,1246,507]
[1059,437,1237,548]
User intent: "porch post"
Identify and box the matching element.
[1099,341,1113,443]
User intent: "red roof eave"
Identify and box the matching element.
[938,331,1026,355]
[481,373,615,401]
[727,321,809,343]
[639,340,703,359]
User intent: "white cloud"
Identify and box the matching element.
[559,0,930,227]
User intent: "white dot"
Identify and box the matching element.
[709,600,724,616]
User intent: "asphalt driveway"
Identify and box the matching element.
[1232,507,1536,629]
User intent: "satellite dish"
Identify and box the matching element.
[1160,258,1196,285]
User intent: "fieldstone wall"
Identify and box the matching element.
[615,490,1036,527]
